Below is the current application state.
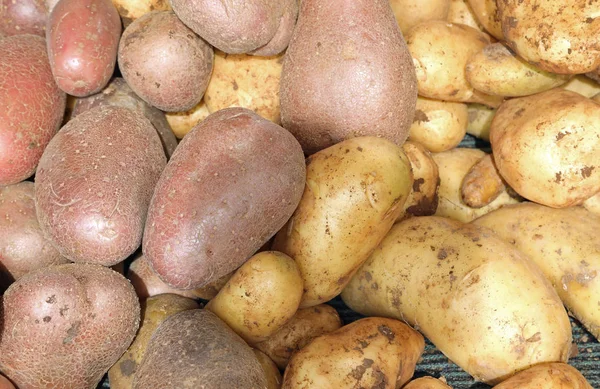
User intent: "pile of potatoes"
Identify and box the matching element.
[0,0,599,388]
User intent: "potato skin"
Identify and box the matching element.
[447,0,483,31]
[0,34,66,186]
[253,349,282,389]
[164,99,211,139]
[111,0,172,27]
[493,363,592,389]
[249,0,297,57]
[466,103,494,141]
[35,106,166,266]
[409,97,468,153]
[461,154,507,208]
[0,375,15,389]
[584,192,600,216]
[390,0,451,34]
[143,107,306,289]
[404,377,452,389]
[0,0,48,36]
[401,141,440,219]
[467,0,502,39]
[0,263,141,389]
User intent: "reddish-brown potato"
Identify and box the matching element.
[0,0,48,36]
[0,263,140,389]
[250,0,298,56]
[0,34,66,186]
[35,106,166,266]
[46,0,121,96]
[0,374,15,389]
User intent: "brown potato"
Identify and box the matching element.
[164,99,211,139]
[461,154,507,208]
[466,103,495,140]
[409,97,468,152]
[249,0,297,56]
[467,0,502,39]
[0,0,48,36]
[111,0,172,27]
[253,349,282,389]
[390,0,451,34]
[493,363,592,389]
[447,0,483,31]
[404,377,452,389]
[584,192,600,216]
[401,141,440,218]
[0,263,140,389]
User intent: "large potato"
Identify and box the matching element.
[404,377,452,389]
[467,0,502,39]
[389,0,451,34]
[342,216,573,385]
[0,264,140,389]
[0,34,66,186]
[35,106,166,266]
[493,363,592,389]
[409,97,468,152]
[111,0,172,26]
[273,136,413,307]
[401,141,440,219]
[0,0,48,36]
[144,107,306,289]
[490,89,600,208]
[282,317,425,389]
[164,99,211,139]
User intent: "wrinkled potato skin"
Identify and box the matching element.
[473,203,600,340]
[254,305,342,370]
[342,217,573,385]
[282,317,425,389]
[0,35,66,186]
[204,51,283,124]
[164,99,211,139]
[493,363,592,389]
[584,192,600,216]
[466,103,494,140]
[250,0,297,56]
[253,349,282,389]
[389,0,451,34]
[273,137,413,307]
[461,154,507,208]
[401,141,440,219]
[490,89,600,208]
[467,0,502,39]
[409,97,468,153]
[108,294,199,389]
[0,0,48,36]
[111,0,172,27]
[404,377,452,389]
[447,0,483,31]
[0,264,141,389]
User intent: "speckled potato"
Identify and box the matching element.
[273,137,413,307]
[111,0,172,27]
[164,99,211,139]
[584,192,600,216]
[253,349,282,389]
[0,0,48,36]
[467,0,502,39]
[490,89,600,208]
[282,317,425,389]
[466,103,495,140]
[401,141,440,219]
[493,363,592,389]
[342,216,573,385]
[404,377,452,389]
[447,0,483,31]
[473,203,600,340]
[409,97,468,152]
[389,0,451,34]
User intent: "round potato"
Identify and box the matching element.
[466,103,495,141]
[164,99,211,139]
[467,0,502,39]
[401,141,440,219]
[249,0,297,56]
[111,0,172,26]
[409,97,468,152]
[253,349,282,389]
[447,0,483,31]
[493,363,592,389]
[390,0,451,34]
[0,0,48,36]
[404,377,452,389]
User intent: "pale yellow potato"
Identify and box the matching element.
[206,251,303,345]
[272,137,413,308]
[562,75,600,98]
[497,1,600,74]
[111,0,171,26]
[466,103,495,141]
[254,305,342,370]
[164,99,210,139]
[390,0,451,34]
[401,141,440,219]
[466,43,571,97]
[473,202,600,340]
[583,192,600,216]
[490,89,600,208]
[447,0,483,31]
[282,317,425,389]
[432,148,520,223]
[404,377,452,389]
[467,0,502,39]
[493,363,592,389]
[409,97,468,152]
[253,349,282,389]
[204,50,283,123]
[341,216,573,385]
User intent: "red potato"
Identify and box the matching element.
[250,0,298,56]
[0,375,15,389]
[0,34,66,186]
[46,0,121,97]
[0,0,48,37]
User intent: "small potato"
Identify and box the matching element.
[493,363,592,389]
[466,43,571,97]
[584,192,600,216]
[466,103,495,141]
[0,0,48,36]
[204,50,283,123]
[461,154,507,208]
[254,304,343,369]
[206,251,303,345]
[562,75,600,98]
[404,377,452,389]
[282,317,425,389]
[253,349,282,389]
[401,141,440,219]
[467,0,502,39]
[165,99,211,139]
[447,0,483,31]
[409,97,468,152]
[111,0,172,27]
[250,0,298,56]
[389,0,451,34]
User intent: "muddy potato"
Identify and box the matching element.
[466,103,495,141]
[0,34,66,186]
[342,217,573,385]
[447,0,483,31]
[389,0,451,34]
[250,0,297,56]
[273,137,413,307]
[118,10,214,112]
[467,0,502,39]
[0,263,140,389]
[204,50,283,124]
[493,363,592,389]
[111,0,171,27]
[133,309,267,389]
[35,106,166,266]
[282,317,425,389]
[461,154,508,208]
[409,97,468,152]
[253,349,282,389]
[584,192,600,216]
[0,0,48,36]
[108,294,199,389]
[401,141,440,219]
[404,377,452,389]
[562,75,600,98]
[164,99,211,139]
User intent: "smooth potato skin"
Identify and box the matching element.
[143,107,306,289]
[0,0,48,36]
[492,363,592,389]
[35,106,166,266]
[164,99,211,139]
[47,0,121,97]
[0,375,15,389]
[390,0,451,34]
[467,0,502,39]
[111,0,172,27]
[409,97,468,153]
[0,34,66,186]
[0,263,140,389]
[584,192,600,216]
[249,0,297,57]
[404,377,452,389]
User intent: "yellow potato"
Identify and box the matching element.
[253,349,282,389]
[493,363,592,389]
[467,0,502,39]
[111,0,171,26]
[390,0,451,34]
[401,141,440,219]
[466,103,495,141]
[473,202,600,340]
[409,96,468,152]
[204,50,283,123]
[282,317,425,389]
[164,99,210,139]
[273,137,413,308]
[447,0,484,31]
[206,251,303,345]
[342,216,573,385]
[583,192,600,216]
[461,154,507,208]
[562,75,600,98]
[404,377,452,389]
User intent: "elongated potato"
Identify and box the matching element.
[164,99,211,139]
[404,377,452,389]
[466,103,495,140]
[409,97,468,153]
[467,0,502,39]
[493,363,592,389]
[473,203,600,340]
[584,192,600,216]
[390,0,451,34]
[447,0,483,31]
[253,349,282,389]
[273,136,413,307]
[401,141,440,219]
[461,154,507,208]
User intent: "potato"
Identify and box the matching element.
[249,0,297,56]
[467,0,502,39]
[273,137,413,307]
[447,0,483,31]
[280,0,417,155]
[490,89,600,208]
[466,103,495,140]
[0,34,66,186]
[133,309,268,389]
[404,377,452,389]
[473,203,600,340]
[111,0,172,27]
[389,0,451,34]
[433,148,519,223]
[253,349,282,389]
[0,263,140,389]
[493,363,592,389]
[497,1,600,74]
[461,154,508,208]
[409,97,468,152]
[0,0,48,36]
[118,10,214,112]
[466,43,571,97]
[143,107,306,289]
[164,99,211,139]
[401,141,440,219]
[47,0,121,97]
[282,317,425,389]
[342,216,573,385]
[108,294,199,389]
[35,106,166,266]
[0,375,15,389]
[0,182,67,291]
[584,192,600,216]
[254,304,342,370]
[562,75,600,98]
